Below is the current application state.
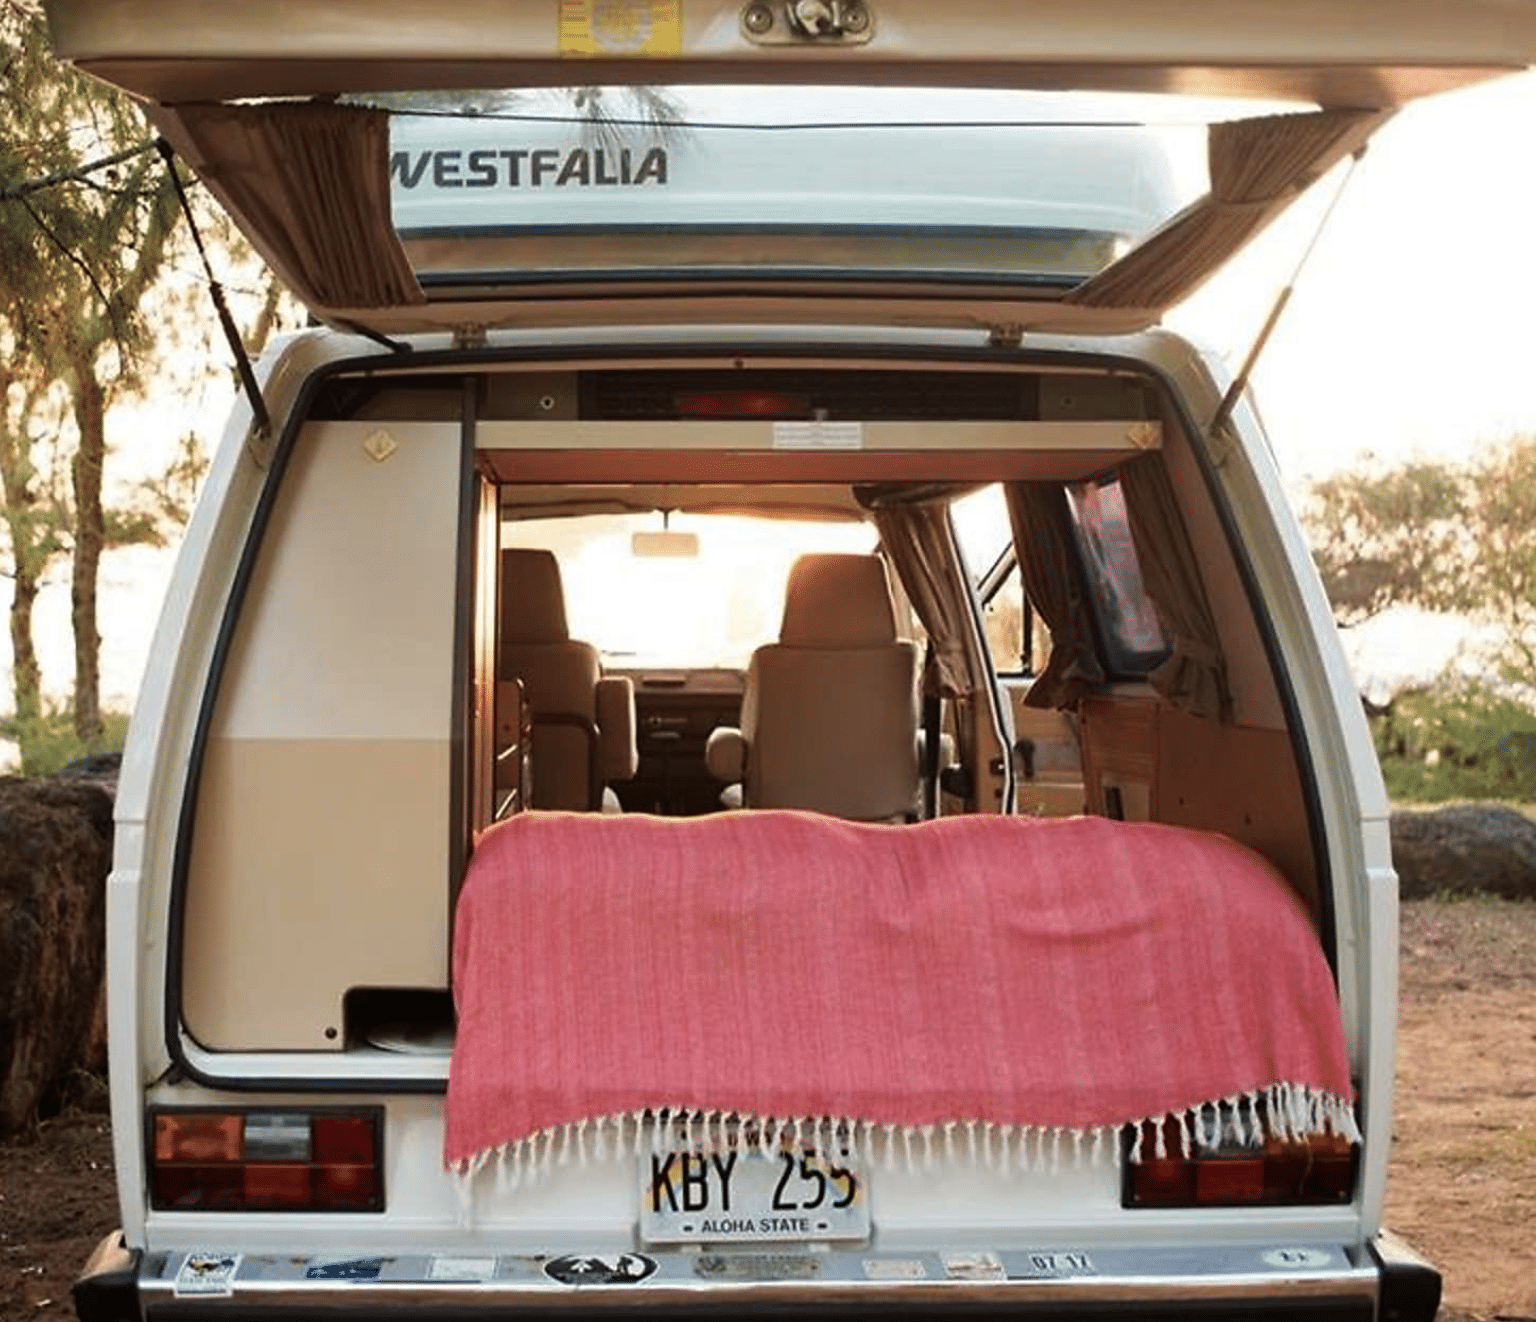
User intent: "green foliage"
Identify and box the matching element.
[1307,438,1536,677]
[1370,675,1536,803]
[0,698,128,777]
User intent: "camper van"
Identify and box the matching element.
[45,4,1536,1320]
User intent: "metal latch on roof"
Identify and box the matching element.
[741,0,873,43]
[452,325,487,351]
[986,322,1025,350]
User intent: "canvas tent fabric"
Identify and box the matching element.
[157,100,1376,332]
[171,101,425,310]
[1065,108,1381,311]
[444,811,1355,1177]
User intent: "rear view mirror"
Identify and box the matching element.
[631,530,699,558]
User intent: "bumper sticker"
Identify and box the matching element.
[305,1257,385,1280]
[695,1253,822,1281]
[427,1255,499,1282]
[863,1258,928,1281]
[174,1253,241,1296]
[1015,1251,1096,1278]
[941,1251,1005,1282]
[1262,1248,1335,1270]
[545,1253,658,1285]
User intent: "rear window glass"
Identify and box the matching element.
[369,86,1213,290]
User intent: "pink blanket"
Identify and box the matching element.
[445,811,1353,1169]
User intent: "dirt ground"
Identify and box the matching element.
[1388,896,1536,1320]
[2,896,1533,1321]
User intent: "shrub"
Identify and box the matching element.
[1371,676,1536,803]
[0,704,130,778]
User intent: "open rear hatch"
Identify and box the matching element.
[46,0,1536,338]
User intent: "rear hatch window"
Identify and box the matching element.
[379,86,1206,292]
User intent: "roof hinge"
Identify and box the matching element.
[453,324,488,351]
[1206,415,1240,470]
[244,420,275,470]
[986,322,1025,350]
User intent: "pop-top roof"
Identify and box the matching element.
[44,0,1536,338]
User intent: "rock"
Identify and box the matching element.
[1391,802,1536,902]
[55,752,122,798]
[0,777,114,1134]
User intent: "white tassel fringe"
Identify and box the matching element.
[448,1084,1360,1193]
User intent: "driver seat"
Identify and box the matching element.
[706,553,920,820]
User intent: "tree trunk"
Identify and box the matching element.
[8,565,41,728]
[0,396,50,731]
[0,776,114,1133]
[70,365,106,744]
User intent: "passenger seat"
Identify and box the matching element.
[499,548,637,811]
[706,553,919,821]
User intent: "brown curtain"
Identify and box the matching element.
[173,102,425,311]
[1066,108,1380,311]
[872,504,974,697]
[1119,454,1232,722]
[1005,483,1104,711]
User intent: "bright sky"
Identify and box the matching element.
[4,67,1535,741]
[1170,69,1536,482]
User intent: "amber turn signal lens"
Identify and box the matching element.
[154,1111,242,1164]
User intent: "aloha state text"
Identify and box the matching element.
[391,146,669,190]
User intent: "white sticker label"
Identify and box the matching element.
[941,1251,1005,1282]
[863,1258,928,1280]
[174,1253,242,1296]
[1261,1248,1334,1270]
[428,1255,499,1281]
[772,421,864,451]
[1017,1251,1096,1278]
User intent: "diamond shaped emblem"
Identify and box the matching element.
[363,429,398,463]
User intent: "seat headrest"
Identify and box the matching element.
[780,553,898,648]
[501,548,570,644]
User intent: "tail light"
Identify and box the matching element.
[1123,1104,1358,1208]
[150,1108,383,1212]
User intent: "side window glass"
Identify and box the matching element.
[954,485,1051,678]
[982,564,1054,678]
[1064,475,1169,676]
[981,562,1025,672]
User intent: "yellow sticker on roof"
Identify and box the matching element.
[559,0,682,56]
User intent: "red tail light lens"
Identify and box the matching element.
[1124,1109,1359,1208]
[674,390,810,418]
[149,1108,383,1212]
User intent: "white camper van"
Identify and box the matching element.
[46,4,1536,1320]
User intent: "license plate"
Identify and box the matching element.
[640,1143,870,1244]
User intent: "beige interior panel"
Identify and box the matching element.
[183,739,450,1050]
[213,421,461,741]
[1081,694,1317,918]
[184,418,462,1050]
[479,419,1159,453]
[1157,707,1318,920]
